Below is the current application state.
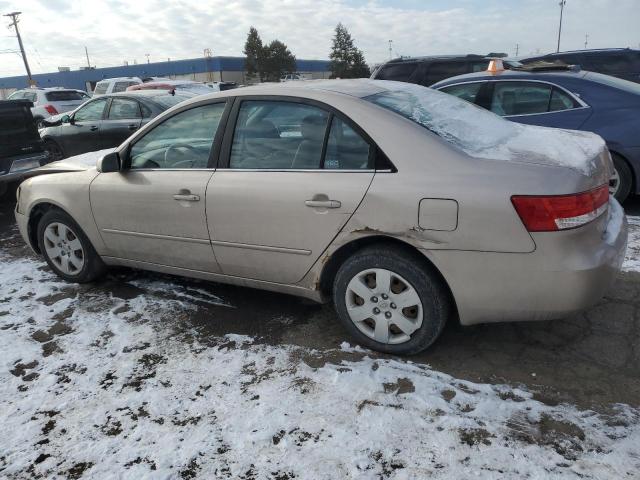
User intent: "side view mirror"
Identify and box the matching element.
[97,152,121,173]
[61,114,72,124]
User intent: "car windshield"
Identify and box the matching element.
[149,93,192,109]
[584,71,640,95]
[45,90,85,101]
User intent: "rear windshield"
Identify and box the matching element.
[584,71,640,95]
[45,90,84,101]
[149,93,193,109]
[363,80,603,171]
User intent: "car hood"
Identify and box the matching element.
[28,148,115,175]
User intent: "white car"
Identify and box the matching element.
[7,88,88,128]
[93,77,171,96]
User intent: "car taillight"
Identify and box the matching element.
[44,104,58,115]
[511,185,609,232]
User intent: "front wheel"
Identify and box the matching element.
[37,209,106,283]
[610,153,632,203]
[332,246,451,355]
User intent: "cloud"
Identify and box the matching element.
[0,0,637,77]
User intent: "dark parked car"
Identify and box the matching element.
[520,48,640,83]
[371,54,514,87]
[432,62,640,202]
[0,99,49,196]
[40,90,193,161]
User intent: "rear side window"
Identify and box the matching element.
[324,117,371,170]
[94,82,108,95]
[108,98,142,119]
[113,82,135,93]
[439,82,484,104]
[422,62,470,86]
[549,88,578,111]
[229,101,329,169]
[490,82,552,115]
[375,63,418,81]
[588,54,632,73]
[23,92,37,103]
[45,90,84,101]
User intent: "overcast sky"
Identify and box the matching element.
[0,0,638,77]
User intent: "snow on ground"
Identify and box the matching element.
[1,253,639,479]
[623,214,640,272]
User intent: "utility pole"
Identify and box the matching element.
[584,33,589,49]
[515,43,519,56]
[84,46,91,69]
[4,11,33,85]
[145,53,150,64]
[556,0,566,53]
[388,40,393,60]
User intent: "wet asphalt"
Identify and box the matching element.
[1,186,639,411]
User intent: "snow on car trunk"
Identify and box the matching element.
[1,252,639,479]
[367,81,611,182]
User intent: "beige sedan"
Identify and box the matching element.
[15,80,627,354]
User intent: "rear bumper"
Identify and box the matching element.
[424,199,628,326]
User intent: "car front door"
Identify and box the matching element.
[100,97,144,148]
[206,98,375,284]
[90,101,229,272]
[60,98,108,157]
[487,81,592,129]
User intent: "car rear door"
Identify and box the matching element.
[90,100,228,272]
[100,97,144,148]
[59,97,109,157]
[206,97,375,284]
[487,81,592,129]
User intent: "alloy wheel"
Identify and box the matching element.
[345,268,423,345]
[43,222,85,275]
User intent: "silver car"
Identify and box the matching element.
[14,80,628,354]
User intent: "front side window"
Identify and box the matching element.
[490,82,552,116]
[324,117,371,170]
[7,91,23,100]
[74,98,108,122]
[129,102,225,169]
[108,98,142,120]
[229,101,329,169]
[439,82,484,104]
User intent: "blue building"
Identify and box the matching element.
[0,56,331,97]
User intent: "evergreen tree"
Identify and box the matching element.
[244,27,264,81]
[262,40,297,82]
[329,23,370,78]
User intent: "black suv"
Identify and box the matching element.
[370,54,503,86]
[0,99,49,196]
[520,48,640,83]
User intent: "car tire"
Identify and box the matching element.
[610,153,632,203]
[43,139,64,163]
[332,245,451,355]
[37,209,106,283]
[34,117,45,129]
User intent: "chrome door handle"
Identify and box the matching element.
[173,193,200,202]
[89,125,99,131]
[305,199,341,208]
[128,124,138,130]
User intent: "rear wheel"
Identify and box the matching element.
[610,153,632,203]
[34,117,45,129]
[43,139,64,162]
[37,209,106,283]
[332,246,450,355]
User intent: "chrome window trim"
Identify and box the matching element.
[437,78,591,111]
[219,168,376,173]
